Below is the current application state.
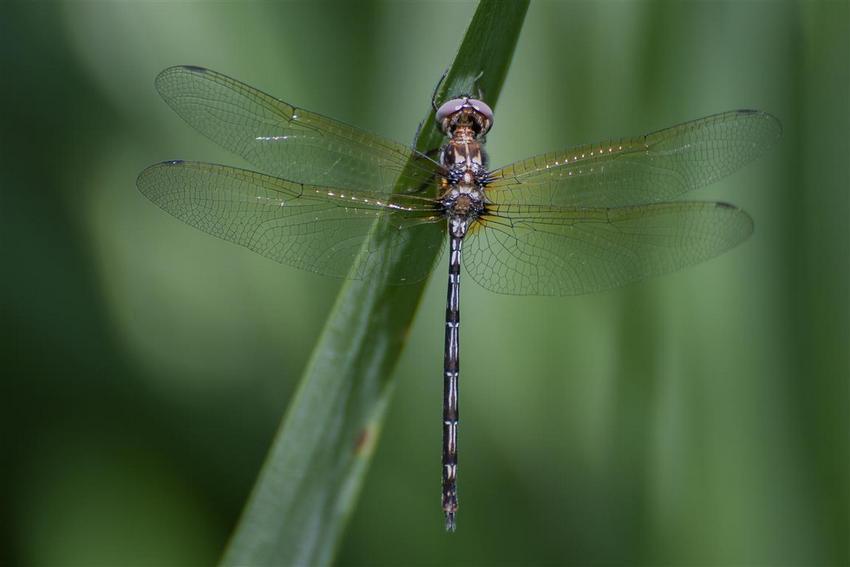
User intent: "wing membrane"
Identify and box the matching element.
[487,110,781,208]
[137,160,445,282]
[464,202,753,295]
[155,66,442,195]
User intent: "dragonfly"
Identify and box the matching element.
[137,65,781,532]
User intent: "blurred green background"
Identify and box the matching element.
[1,1,847,565]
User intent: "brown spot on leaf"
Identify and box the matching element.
[354,428,370,454]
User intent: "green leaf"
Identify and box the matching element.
[220,1,529,565]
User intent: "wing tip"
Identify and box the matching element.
[715,201,755,240]
[714,201,738,210]
[737,108,783,139]
[158,64,209,76]
[180,65,209,73]
[154,65,211,95]
[136,160,189,190]
[140,159,186,171]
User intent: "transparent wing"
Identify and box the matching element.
[487,110,781,208]
[155,66,442,195]
[463,202,753,295]
[136,160,445,283]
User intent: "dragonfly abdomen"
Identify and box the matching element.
[442,234,462,532]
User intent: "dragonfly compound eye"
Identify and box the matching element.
[467,98,493,134]
[437,97,494,137]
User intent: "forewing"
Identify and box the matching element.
[463,202,753,295]
[487,110,781,208]
[154,66,442,195]
[137,161,444,283]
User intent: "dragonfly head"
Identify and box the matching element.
[436,97,493,138]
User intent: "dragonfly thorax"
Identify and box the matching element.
[441,183,485,238]
[438,98,493,238]
[440,138,488,236]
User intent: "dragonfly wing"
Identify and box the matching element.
[137,161,445,283]
[487,110,781,208]
[463,202,753,295]
[154,66,442,195]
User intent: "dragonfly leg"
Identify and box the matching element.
[431,66,450,112]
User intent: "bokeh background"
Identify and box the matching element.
[1,1,847,565]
